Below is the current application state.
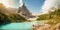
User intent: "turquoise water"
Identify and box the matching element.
[0,21,44,30]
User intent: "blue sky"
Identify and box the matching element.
[13,0,59,14]
[0,0,45,14]
[23,0,45,14]
[1,0,60,14]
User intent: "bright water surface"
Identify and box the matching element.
[0,21,45,30]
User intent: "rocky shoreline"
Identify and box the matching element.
[32,20,60,30]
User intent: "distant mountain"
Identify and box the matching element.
[0,2,35,20]
[7,3,35,19]
[0,3,10,25]
[7,7,18,14]
[0,3,9,13]
[0,3,27,25]
[18,3,35,19]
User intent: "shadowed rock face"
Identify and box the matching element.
[18,3,32,19]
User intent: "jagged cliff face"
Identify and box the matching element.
[18,3,32,19]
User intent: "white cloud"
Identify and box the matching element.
[41,0,60,14]
[19,0,23,7]
[0,0,9,7]
[0,0,20,8]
